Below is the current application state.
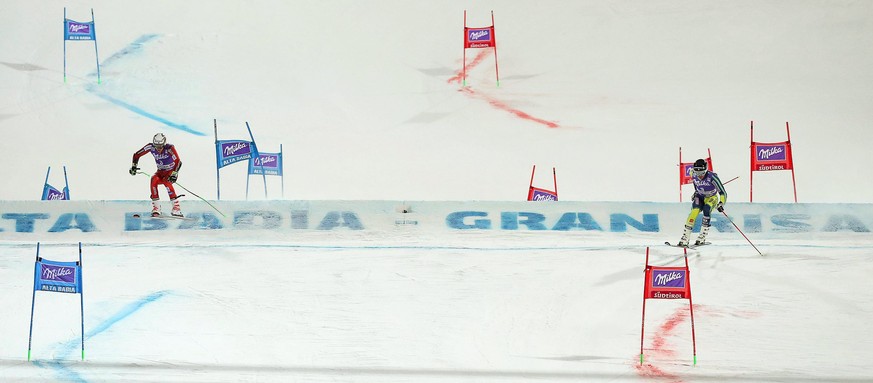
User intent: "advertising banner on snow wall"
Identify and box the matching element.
[0,201,870,242]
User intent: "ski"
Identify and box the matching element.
[664,241,711,249]
[151,214,195,221]
[132,213,196,221]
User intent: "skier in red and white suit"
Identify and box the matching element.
[130,133,184,217]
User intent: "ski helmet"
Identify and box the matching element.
[692,159,707,177]
[153,133,167,147]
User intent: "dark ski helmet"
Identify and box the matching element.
[692,159,707,177]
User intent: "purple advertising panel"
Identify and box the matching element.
[216,140,254,168]
[528,188,558,201]
[248,152,282,176]
[64,20,96,40]
[756,144,787,162]
[468,28,492,42]
[41,185,68,200]
[651,269,686,289]
[34,259,82,294]
[527,187,558,201]
[645,267,690,299]
[751,141,793,172]
[465,27,495,48]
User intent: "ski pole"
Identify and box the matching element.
[721,210,762,256]
[174,182,227,218]
[136,171,226,217]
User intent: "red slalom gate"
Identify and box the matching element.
[640,247,698,366]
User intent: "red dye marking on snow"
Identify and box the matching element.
[483,91,560,128]
[634,363,681,382]
[448,50,560,129]
[447,50,491,85]
[650,307,688,358]
[636,306,691,382]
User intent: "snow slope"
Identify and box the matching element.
[1,1,872,202]
[1,200,873,382]
[2,1,873,382]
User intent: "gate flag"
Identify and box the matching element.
[644,264,691,299]
[41,185,68,201]
[63,8,101,84]
[462,10,500,87]
[214,119,261,200]
[247,145,284,199]
[248,151,282,176]
[639,247,697,366]
[41,166,71,200]
[750,121,797,202]
[28,242,86,361]
[64,19,95,40]
[527,165,558,201]
[35,259,82,294]
[216,139,255,168]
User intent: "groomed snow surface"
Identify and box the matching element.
[2,0,873,382]
[1,199,873,382]
[2,233,873,382]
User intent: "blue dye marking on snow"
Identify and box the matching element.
[34,290,172,383]
[90,92,205,136]
[84,34,205,136]
[100,34,160,67]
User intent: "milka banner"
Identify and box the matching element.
[214,119,261,200]
[246,144,283,199]
[63,8,101,84]
[527,165,558,201]
[41,166,70,201]
[64,19,95,40]
[216,140,254,168]
[34,258,82,294]
[528,187,557,201]
[41,185,68,201]
[248,151,282,176]
[462,10,500,86]
[640,247,697,366]
[28,242,85,361]
[750,121,797,202]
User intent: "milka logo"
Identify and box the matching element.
[255,156,276,166]
[758,146,784,160]
[223,142,249,157]
[69,24,90,33]
[43,266,74,281]
[47,192,66,200]
[469,30,490,41]
[654,271,684,286]
[532,193,557,201]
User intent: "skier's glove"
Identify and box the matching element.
[129,164,139,176]
[716,201,724,212]
[168,171,178,183]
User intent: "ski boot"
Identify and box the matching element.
[151,200,161,217]
[677,224,693,247]
[694,216,711,246]
[171,198,183,217]
[695,225,710,246]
